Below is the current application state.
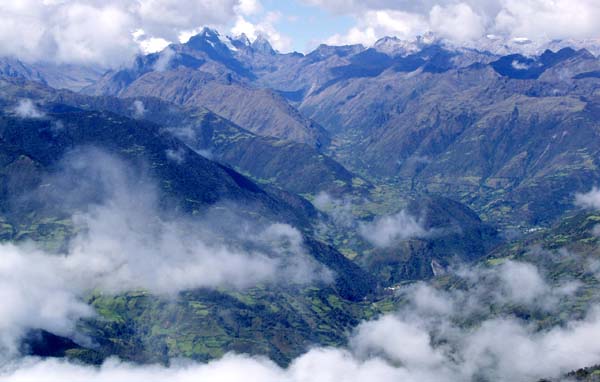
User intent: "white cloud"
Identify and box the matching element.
[1,260,599,382]
[307,0,600,47]
[429,3,485,42]
[165,147,186,163]
[133,30,171,54]
[351,315,447,369]
[0,2,138,67]
[451,259,580,313]
[511,60,530,70]
[494,0,600,41]
[496,261,548,304]
[12,99,45,119]
[152,47,176,71]
[0,243,94,354]
[576,187,600,210]
[235,0,263,16]
[325,10,428,46]
[0,1,268,66]
[0,148,331,354]
[359,210,428,247]
[134,0,242,41]
[131,100,146,119]
[313,192,355,228]
[56,149,330,294]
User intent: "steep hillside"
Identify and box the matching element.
[297,47,600,227]
[352,195,499,286]
[0,78,364,196]
[0,101,381,364]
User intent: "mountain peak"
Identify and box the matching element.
[306,43,365,60]
[233,33,251,47]
[185,27,236,55]
[373,33,438,57]
[187,28,220,46]
[198,27,220,39]
[251,34,275,55]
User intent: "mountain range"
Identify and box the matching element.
[68,28,600,229]
[1,28,600,381]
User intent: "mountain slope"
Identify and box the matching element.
[0,99,377,288]
[0,99,380,364]
[0,78,365,196]
[356,195,499,286]
[83,29,329,147]
[296,47,600,227]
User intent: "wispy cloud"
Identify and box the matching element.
[13,99,45,119]
[359,210,428,248]
[576,187,600,210]
[1,259,597,382]
[131,100,147,119]
[0,148,331,355]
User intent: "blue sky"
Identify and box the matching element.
[253,0,355,52]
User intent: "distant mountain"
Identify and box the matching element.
[83,28,329,147]
[0,57,103,91]
[292,45,600,227]
[3,30,600,228]
[3,29,600,375]
[0,57,47,84]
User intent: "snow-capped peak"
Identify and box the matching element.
[373,33,438,57]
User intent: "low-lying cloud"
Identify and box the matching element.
[1,259,598,382]
[511,60,530,70]
[313,193,431,248]
[1,155,599,381]
[313,191,356,228]
[575,187,600,210]
[165,147,186,163]
[359,210,428,247]
[0,148,330,355]
[131,100,147,119]
[152,47,176,72]
[12,99,45,119]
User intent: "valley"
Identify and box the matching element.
[0,12,600,381]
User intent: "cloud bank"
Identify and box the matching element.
[307,0,600,46]
[2,0,599,65]
[0,148,330,355]
[1,259,598,382]
[0,0,284,66]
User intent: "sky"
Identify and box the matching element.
[237,0,356,52]
[0,0,599,66]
